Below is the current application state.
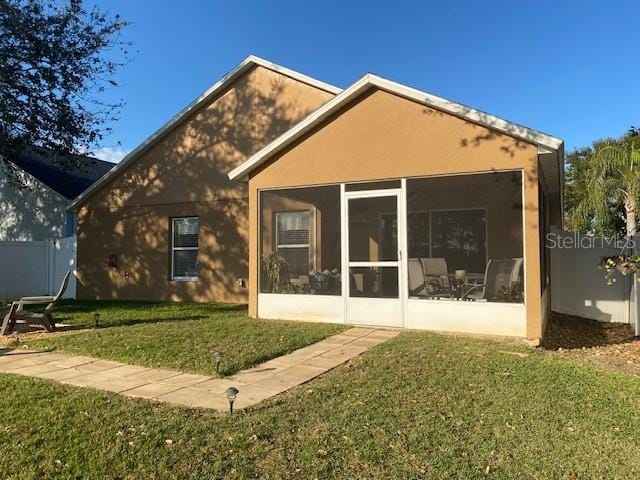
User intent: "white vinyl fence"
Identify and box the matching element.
[0,236,76,300]
[550,228,631,325]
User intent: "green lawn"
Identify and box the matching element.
[2,331,640,479]
[21,301,346,376]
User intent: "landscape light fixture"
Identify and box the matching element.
[225,387,239,415]
[93,312,101,329]
[214,351,222,372]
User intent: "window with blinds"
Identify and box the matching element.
[259,186,341,295]
[276,211,310,277]
[171,217,199,280]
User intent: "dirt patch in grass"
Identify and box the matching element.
[0,324,92,347]
[541,312,635,350]
[541,311,640,376]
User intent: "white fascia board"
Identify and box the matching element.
[67,55,341,211]
[248,55,342,95]
[229,73,564,181]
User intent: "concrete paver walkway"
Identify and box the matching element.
[0,327,398,411]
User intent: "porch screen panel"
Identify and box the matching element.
[406,171,524,303]
[260,185,341,295]
[348,196,398,262]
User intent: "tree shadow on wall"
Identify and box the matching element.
[420,104,542,230]
[78,68,331,302]
[0,167,67,241]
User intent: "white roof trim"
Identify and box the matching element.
[228,73,564,181]
[68,55,341,210]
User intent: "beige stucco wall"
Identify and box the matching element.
[76,65,335,302]
[249,88,546,339]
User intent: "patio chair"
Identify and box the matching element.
[0,271,71,336]
[408,258,428,297]
[420,258,450,291]
[408,258,452,299]
[461,259,523,302]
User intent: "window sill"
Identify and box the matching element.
[171,277,199,282]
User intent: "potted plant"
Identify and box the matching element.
[599,254,640,284]
[494,281,524,303]
[260,252,289,293]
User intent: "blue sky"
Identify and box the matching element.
[94,0,640,162]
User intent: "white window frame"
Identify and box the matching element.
[171,216,199,281]
[275,211,311,275]
[406,207,488,275]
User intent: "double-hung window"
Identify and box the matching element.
[275,211,310,277]
[407,209,487,274]
[171,217,199,280]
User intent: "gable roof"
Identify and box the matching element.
[228,74,564,181]
[67,55,342,211]
[6,146,114,200]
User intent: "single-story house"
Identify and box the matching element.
[0,146,114,241]
[69,56,563,341]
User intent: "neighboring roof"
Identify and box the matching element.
[229,74,564,181]
[68,55,342,210]
[6,146,114,200]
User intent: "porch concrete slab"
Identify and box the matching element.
[49,356,96,368]
[265,352,313,366]
[36,367,92,381]
[125,368,182,383]
[9,363,65,376]
[227,364,288,383]
[0,354,20,364]
[0,357,30,370]
[341,327,376,337]
[365,330,401,340]
[193,378,247,394]
[348,336,391,347]
[100,365,151,378]
[318,344,370,359]
[299,355,348,370]
[274,343,348,362]
[0,358,49,371]
[32,352,75,363]
[121,382,183,399]
[317,334,360,346]
[0,327,398,411]
[61,373,147,393]
[231,383,290,408]
[289,343,335,357]
[248,378,293,396]
[75,359,124,373]
[252,358,293,370]
[157,373,211,387]
[266,365,327,386]
[155,388,229,410]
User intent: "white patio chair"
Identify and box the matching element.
[408,258,428,297]
[420,258,450,290]
[462,259,523,302]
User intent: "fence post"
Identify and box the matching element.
[633,239,640,336]
[47,239,55,295]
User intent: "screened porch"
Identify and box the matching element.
[257,170,526,333]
